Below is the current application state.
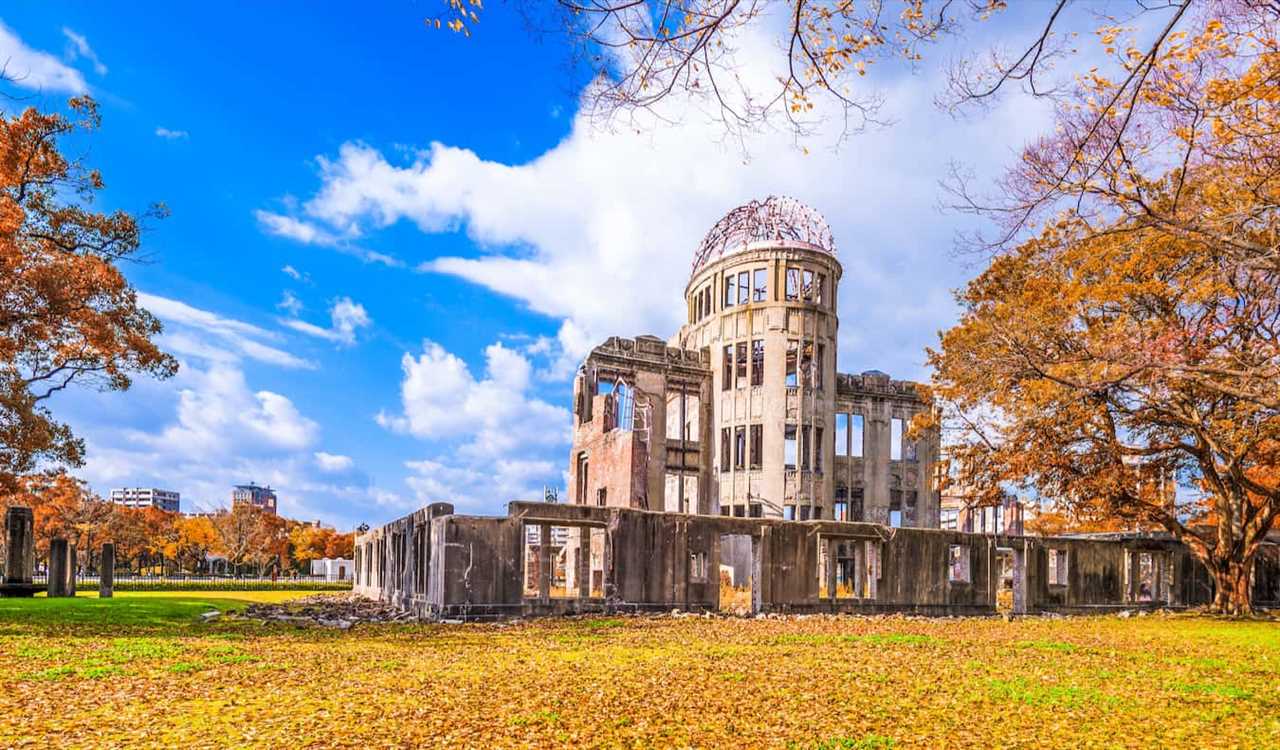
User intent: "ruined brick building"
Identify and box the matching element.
[568,197,939,526]
[352,198,1280,620]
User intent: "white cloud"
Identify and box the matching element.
[0,21,88,93]
[281,296,371,346]
[404,457,556,512]
[314,452,354,473]
[149,363,319,457]
[155,127,189,140]
[255,209,404,268]
[138,292,314,369]
[61,27,106,75]
[281,264,309,282]
[277,290,303,316]
[274,56,1052,382]
[377,340,569,460]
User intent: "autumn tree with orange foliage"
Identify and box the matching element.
[927,6,1280,615]
[0,94,176,494]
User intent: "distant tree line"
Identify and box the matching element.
[0,473,354,576]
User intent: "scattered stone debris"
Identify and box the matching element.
[234,593,417,629]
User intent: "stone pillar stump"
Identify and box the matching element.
[47,538,69,597]
[99,544,115,599]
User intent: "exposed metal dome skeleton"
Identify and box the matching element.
[691,196,835,274]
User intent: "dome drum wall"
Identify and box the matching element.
[677,244,843,519]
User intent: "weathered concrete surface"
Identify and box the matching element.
[47,538,69,598]
[0,506,40,597]
[355,501,1278,621]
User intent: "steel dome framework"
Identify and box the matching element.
[691,196,835,274]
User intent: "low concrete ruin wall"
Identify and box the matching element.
[354,502,1278,620]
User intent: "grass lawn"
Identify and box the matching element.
[0,594,1277,748]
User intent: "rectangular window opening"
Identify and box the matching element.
[784,424,797,469]
[752,268,768,302]
[690,550,709,583]
[750,339,764,386]
[785,267,801,300]
[949,544,971,584]
[737,271,749,305]
[733,426,746,470]
[891,417,904,461]
[749,424,763,470]
[785,341,799,387]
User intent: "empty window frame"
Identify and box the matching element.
[665,392,683,441]
[785,267,802,300]
[812,506,823,520]
[851,489,864,521]
[752,268,768,302]
[941,508,958,530]
[576,452,589,504]
[664,473,682,513]
[683,393,700,441]
[851,414,864,457]
[815,427,824,473]
[750,339,764,386]
[799,505,811,521]
[800,341,814,385]
[800,425,811,470]
[905,429,918,461]
[835,413,849,457]
[720,428,731,472]
[703,287,712,317]
[690,551,709,582]
[948,544,971,583]
[784,424,798,469]
[733,505,746,518]
[522,524,541,597]
[749,503,763,518]
[737,270,750,305]
[785,341,799,387]
[733,426,746,470]
[834,500,848,522]
[802,269,815,301]
[735,341,747,384]
[1048,548,1069,587]
[889,509,902,528]
[596,488,607,507]
[815,272,826,305]
[722,345,733,390]
[815,343,825,389]
[784,505,796,520]
[724,272,737,307]
[891,417,904,460]
[589,528,606,597]
[749,424,763,469]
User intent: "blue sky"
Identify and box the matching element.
[1,4,1096,528]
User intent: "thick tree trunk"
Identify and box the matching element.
[1208,559,1253,616]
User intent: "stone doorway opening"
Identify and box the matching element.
[718,533,756,615]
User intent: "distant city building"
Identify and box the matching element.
[232,482,278,514]
[110,488,180,513]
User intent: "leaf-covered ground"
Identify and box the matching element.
[1,593,1277,748]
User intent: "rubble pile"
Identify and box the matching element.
[227,593,418,629]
